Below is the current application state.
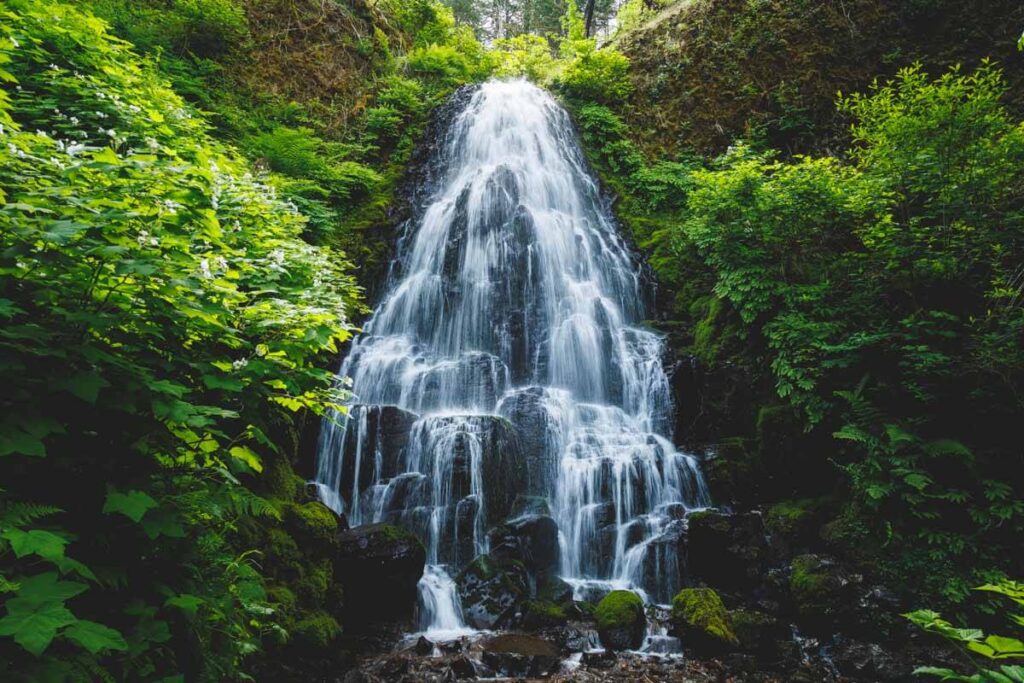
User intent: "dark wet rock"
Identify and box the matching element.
[560,621,602,652]
[669,354,755,449]
[639,519,687,603]
[488,514,560,575]
[509,494,552,517]
[595,590,646,651]
[443,655,478,680]
[831,639,913,681]
[481,633,561,678]
[729,609,792,667]
[670,587,738,655]
[339,405,419,499]
[334,524,425,632]
[788,553,864,634]
[582,649,617,669]
[412,635,434,656]
[537,574,574,604]
[498,386,560,495]
[686,510,768,590]
[456,555,529,629]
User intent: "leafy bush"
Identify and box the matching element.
[674,63,1024,605]
[906,580,1024,681]
[555,40,633,104]
[0,1,358,678]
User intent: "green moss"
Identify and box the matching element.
[522,600,569,629]
[671,588,738,646]
[690,295,737,365]
[267,586,297,613]
[594,590,644,632]
[295,559,332,604]
[765,498,825,537]
[377,523,418,544]
[284,501,339,548]
[292,611,341,649]
[789,554,828,601]
[263,456,304,501]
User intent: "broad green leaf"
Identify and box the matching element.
[228,446,263,473]
[165,594,204,618]
[2,529,67,560]
[62,620,128,654]
[0,601,75,656]
[57,372,110,404]
[102,490,158,523]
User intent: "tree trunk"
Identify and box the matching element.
[583,0,596,37]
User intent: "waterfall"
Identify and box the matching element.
[315,79,710,633]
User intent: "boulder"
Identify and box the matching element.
[456,555,529,629]
[594,590,646,651]
[487,514,560,575]
[638,519,687,603]
[729,609,792,666]
[670,587,738,654]
[498,386,560,495]
[830,639,913,681]
[686,510,768,590]
[334,524,425,631]
[788,553,863,633]
[480,633,560,678]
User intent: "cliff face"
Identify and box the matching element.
[617,0,1024,157]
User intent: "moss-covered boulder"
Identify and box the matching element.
[284,500,342,551]
[765,497,834,551]
[291,610,342,652]
[670,588,738,654]
[334,523,425,632]
[594,590,646,651]
[456,554,529,629]
[522,600,569,630]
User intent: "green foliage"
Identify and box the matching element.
[0,0,358,678]
[555,37,632,104]
[672,63,1024,605]
[89,0,249,59]
[907,580,1024,681]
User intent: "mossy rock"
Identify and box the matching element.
[522,600,569,630]
[263,527,303,578]
[670,588,738,653]
[262,456,305,501]
[284,500,340,549]
[295,558,332,604]
[292,611,341,651]
[789,554,830,603]
[766,497,832,545]
[594,590,645,651]
[729,609,787,656]
[457,554,529,630]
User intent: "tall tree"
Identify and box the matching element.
[583,0,596,36]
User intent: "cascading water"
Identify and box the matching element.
[315,79,710,636]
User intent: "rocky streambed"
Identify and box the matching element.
[328,502,964,683]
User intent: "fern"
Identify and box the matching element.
[0,501,63,529]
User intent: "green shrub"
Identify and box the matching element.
[0,1,358,678]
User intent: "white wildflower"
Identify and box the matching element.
[232,358,248,371]
[199,259,212,279]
